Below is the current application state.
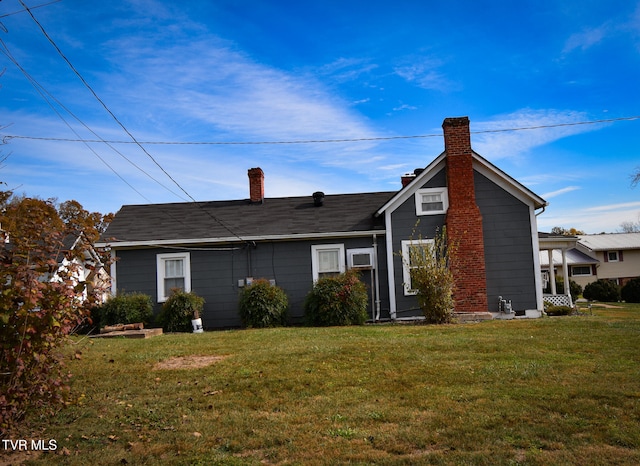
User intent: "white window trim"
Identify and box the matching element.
[311,244,345,282]
[607,251,619,262]
[157,252,191,302]
[401,239,434,296]
[415,188,448,216]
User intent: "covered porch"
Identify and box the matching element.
[538,233,578,308]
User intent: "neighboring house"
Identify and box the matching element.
[539,232,640,293]
[98,117,548,328]
[0,231,109,303]
[538,232,596,306]
[575,233,640,287]
[58,233,110,303]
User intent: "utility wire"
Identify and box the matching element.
[0,0,60,18]
[18,0,247,244]
[17,0,191,201]
[0,38,153,203]
[0,39,188,202]
[3,115,639,146]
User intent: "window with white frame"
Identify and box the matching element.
[401,239,434,295]
[311,244,345,281]
[157,252,191,302]
[607,251,619,262]
[415,188,448,216]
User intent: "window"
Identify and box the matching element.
[607,251,619,262]
[571,266,592,277]
[157,252,191,302]
[401,239,434,295]
[311,244,345,281]
[415,188,448,216]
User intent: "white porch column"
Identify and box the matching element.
[561,247,570,298]
[547,249,556,295]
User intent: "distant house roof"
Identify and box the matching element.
[539,248,599,267]
[578,232,640,251]
[99,192,396,248]
[537,232,578,251]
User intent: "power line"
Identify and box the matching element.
[0,37,153,203]
[0,0,60,19]
[18,0,248,244]
[17,1,193,201]
[3,115,639,146]
[0,38,188,202]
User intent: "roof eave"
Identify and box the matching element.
[96,229,386,249]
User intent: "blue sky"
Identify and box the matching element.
[1,0,639,233]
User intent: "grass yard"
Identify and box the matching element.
[5,303,640,465]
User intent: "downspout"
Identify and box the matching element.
[533,203,548,312]
[109,249,117,296]
[384,210,397,320]
[373,234,381,321]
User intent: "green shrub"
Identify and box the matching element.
[583,279,620,302]
[545,305,573,316]
[157,290,205,332]
[621,277,640,303]
[92,292,153,328]
[304,270,368,326]
[403,227,456,324]
[238,279,288,328]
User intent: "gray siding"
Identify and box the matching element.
[475,171,537,311]
[114,235,389,328]
[390,169,447,317]
[387,168,537,316]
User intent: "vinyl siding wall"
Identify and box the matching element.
[474,171,538,312]
[390,169,447,318]
[388,168,537,316]
[114,235,389,328]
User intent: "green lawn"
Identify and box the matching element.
[7,303,640,465]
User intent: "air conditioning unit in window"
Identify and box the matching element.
[347,248,376,270]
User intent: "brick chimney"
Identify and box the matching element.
[443,117,488,314]
[248,167,264,204]
[401,173,416,187]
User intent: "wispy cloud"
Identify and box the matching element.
[472,108,602,159]
[542,186,581,199]
[317,57,379,83]
[585,201,640,212]
[103,36,381,148]
[562,24,610,54]
[393,56,456,92]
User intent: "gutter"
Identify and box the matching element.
[97,229,386,250]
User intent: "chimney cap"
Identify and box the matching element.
[442,116,470,127]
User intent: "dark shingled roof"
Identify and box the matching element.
[101,192,396,244]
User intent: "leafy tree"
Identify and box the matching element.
[58,199,113,244]
[0,193,111,434]
[403,227,456,324]
[550,226,586,236]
